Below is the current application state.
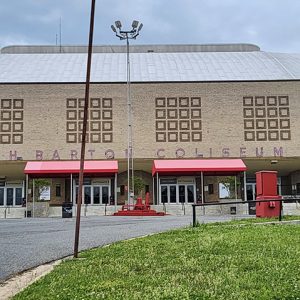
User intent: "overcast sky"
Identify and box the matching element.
[0,0,300,53]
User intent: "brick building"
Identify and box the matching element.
[0,43,300,217]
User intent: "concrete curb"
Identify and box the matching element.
[0,259,63,300]
[0,232,162,299]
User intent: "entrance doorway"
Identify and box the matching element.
[74,184,110,205]
[159,178,196,204]
[160,185,177,203]
[246,183,256,215]
[0,186,23,207]
[179,185,195,203]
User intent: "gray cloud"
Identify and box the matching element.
[0,0,300,52]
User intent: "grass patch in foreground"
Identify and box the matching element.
[15,222,300,300]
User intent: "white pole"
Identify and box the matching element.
[235,175,237,200]
[156,172,159,205]
[25,174,29,218]
[201,172,204,204]
[32,179,35,218]
[244,171,247,201]
[70,173,73,204]
[152,176,155,205]
[115,173,117,212]
[126,36,132,208]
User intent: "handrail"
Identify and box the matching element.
[191,198,299,227]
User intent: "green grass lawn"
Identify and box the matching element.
[14,220,300,300]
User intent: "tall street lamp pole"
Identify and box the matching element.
[111,21,143,207]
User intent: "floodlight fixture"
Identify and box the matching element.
[137,23,143,32]
[132,20,139,29]
[115,20,122,29]
[111,25,116,32]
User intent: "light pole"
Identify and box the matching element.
[111,20,143,207]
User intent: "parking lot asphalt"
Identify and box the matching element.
[0,214,248,282]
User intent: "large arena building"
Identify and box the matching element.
[1,43,300,217]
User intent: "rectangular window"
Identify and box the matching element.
[55,184,61,197]
[187,185,194,203]
[208,184,214,194]
[179,185,185,203]
[93,187,100,204]
[15,188,22,205]
[0,188,4,206]
[169,185,177,203]
[6,188,13,206]
[102,186,109,204]
[84,186,91,204]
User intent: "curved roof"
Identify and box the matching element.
[0,50,300,83]
[1,43,260,54]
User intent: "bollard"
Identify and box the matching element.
[279,200,282,221]
[192,205,196,227]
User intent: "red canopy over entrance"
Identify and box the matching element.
[152,159,246,176]
[24,160,118,176]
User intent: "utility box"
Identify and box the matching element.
[256,171,278,196]
[255,171,281,218]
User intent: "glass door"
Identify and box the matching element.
[75,186,89,204]
[178,184,195,203]
[187,185,195,203]
[160,184,177,204]
[93,186,100,204]
[15,188,22,205]
[102,186,109,204]
[4,187,22,206]
[0,188,4,206]
[161,185,168,203]
[169,185,177,203]
[76,184,110,205]
[247,183,256,215]
[84,186,91,204]
[179,185,185,203]
[92,185,110,204]
[6,188,14,206]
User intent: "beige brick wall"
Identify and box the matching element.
[0,81,299,162]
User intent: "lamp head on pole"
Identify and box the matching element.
[115,20,122,29]
[111,20,143,40]
[137,23,143,32]
[111,25,117,33]
[132,20,139,29]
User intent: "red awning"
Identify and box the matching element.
[24,160,118,176]
[152,159,246,176]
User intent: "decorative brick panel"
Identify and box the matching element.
[66,98,113,143]
[155,97,202,142]
[243,95,291,141]
[0,99,24,144]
